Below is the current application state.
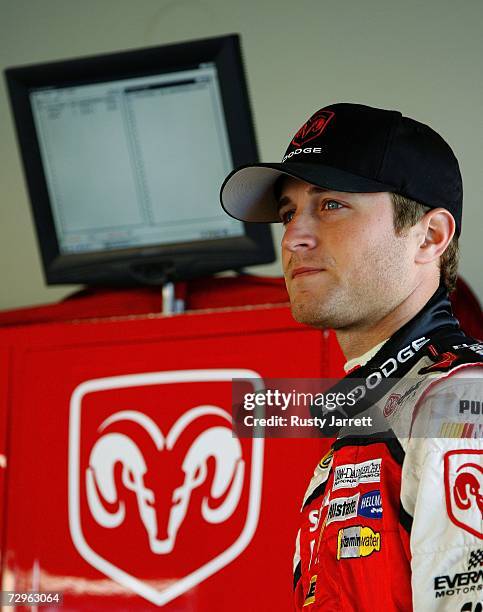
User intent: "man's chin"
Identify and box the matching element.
[289,296,356,330]
[290,303,329,329]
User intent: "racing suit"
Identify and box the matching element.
[293,285,483,611]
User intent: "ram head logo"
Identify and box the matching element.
[69,369,264,606]
[453,463,483,517]
[445,450,483,539]
[85,406,244,554]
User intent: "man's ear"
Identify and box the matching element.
[414,208,456,265]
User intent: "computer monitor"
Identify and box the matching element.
[5,34,274,285]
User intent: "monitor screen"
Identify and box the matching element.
[6,35,274,285]
[30,64,244,255]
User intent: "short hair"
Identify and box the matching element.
[390,193,459,294]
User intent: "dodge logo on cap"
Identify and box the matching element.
[291,110,335,147]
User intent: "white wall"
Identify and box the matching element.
[1,0,482,309]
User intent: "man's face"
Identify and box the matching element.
[279,177,417,331]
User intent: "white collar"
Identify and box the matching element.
[343,338,389,374]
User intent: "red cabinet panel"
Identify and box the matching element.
[0,306,344,610]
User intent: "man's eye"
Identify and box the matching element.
[280,210,295,224]
[323,200,343,211]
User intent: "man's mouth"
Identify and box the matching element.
[291,267,324,279]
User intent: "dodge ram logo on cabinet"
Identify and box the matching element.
[68,369,264,606]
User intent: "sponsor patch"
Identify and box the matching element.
[469,549,483,569]
[308,509,320,534]
[346,337,429,402]
[419,350,459,374]
[444,450,483,539]
[336,525,381,560]
[327,493,359,524]
[303,575,317,606]
[358,490,382,519]
[303,449,334,508]
[434,549,483,599]
[332,458,382,490]
[383,393,401,418]
[318,448,334,470]
[453,343,483,357]
[396,378,426,404]
[459,400,482,415]
[439,422,483,438]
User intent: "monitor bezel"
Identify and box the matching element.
[5,34,275,286]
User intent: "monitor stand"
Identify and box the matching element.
[162,281,185,315]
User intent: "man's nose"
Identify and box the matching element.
[281,213,318,252]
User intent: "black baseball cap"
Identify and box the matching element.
[220,103,463,235]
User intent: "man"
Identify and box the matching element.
[220,103,483,611]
